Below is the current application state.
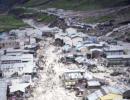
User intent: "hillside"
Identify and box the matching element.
[0,0,130,11]
[0,0,130,32]
[25,0,130,10]
[0,0,28,10]
[0,14,27,32]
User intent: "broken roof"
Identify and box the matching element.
[86,85,127,100]
[10,83,30,93]
[0,54,35,76]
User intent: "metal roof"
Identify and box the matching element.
[0,54,35,76]
[107,55,130,59]
[10,83,30,93]
[87,81,101,87]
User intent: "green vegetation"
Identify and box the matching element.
[0,15,27,32]
[10,7,57,23]
[84,15,113,23]
[35,14,57,23]
[25,0,129,10]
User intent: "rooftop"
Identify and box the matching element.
[107,54,130,59]
[10,83,30,93]
[87,80,101,87]
[104,45,124,51]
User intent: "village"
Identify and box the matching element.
[0,10,130,100]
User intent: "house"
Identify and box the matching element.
[90,48,103,58]
[0,80,7,100]
[66,28,77,36]
[9,83,31,99]
[87,80,101,89]
[2,48,36,56]
[61,53,75,64]
[0,39,20,49]
[9,83,30,94]
[62,44,72,52]
[84,89,103,100]
[99,93,123,100]
[72,37,83,46]
[84,42,105,50]
[84,86,127,100]
[75,56,86,64]
[107,55,130,66]
[0,54,36,77]
[75,43,91,55]
[104,45,124,56]
[63,70,85,88]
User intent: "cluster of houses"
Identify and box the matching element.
[0,25,64,100]
[54,28,130,99]
[55,28,130,67]
[0,25,130,100]
[0,28,39,100]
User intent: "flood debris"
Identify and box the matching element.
[0,16,130,100]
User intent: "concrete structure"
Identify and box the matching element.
[107,55,130,66]
[0,40,20,49]
[104,45,124,56]
[84,86,126,100]
[63,70,85,88]
[0,54,35,77]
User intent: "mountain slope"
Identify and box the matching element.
[25,0,130,10]
[0,0,130,11]
[0,0,28,10]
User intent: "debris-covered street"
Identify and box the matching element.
[29,38,79,100]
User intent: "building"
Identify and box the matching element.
[0,40,20,49]
[107,55,130,66]
[104,45,124,56]
[84,86,127,100]
[9,83,31,99]
[0,80,7,100]
[87,80,101,89]
[63,70,85,88]
[0,54,36,77]
[99,93,123,100]
[84,42,105,50]
[9,83,30,94]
